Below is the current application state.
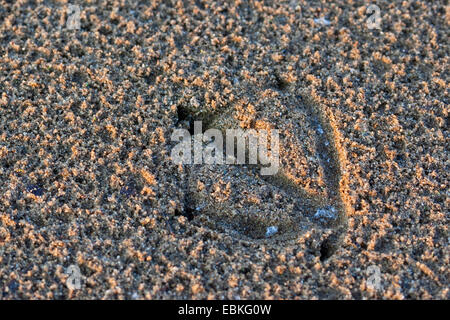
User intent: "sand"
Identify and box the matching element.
[0,0,448,299]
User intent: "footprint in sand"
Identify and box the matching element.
[173,90,350,258]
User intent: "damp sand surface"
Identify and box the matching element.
[0,1,448,299]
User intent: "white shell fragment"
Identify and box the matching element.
[265,226,278,238]
[314,17,331,26]
[314,206,337,221]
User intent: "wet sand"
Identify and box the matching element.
[0,1,448,299]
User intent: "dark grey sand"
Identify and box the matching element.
[0,0,448,299]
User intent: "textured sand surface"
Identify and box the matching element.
[0,0,448,299]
